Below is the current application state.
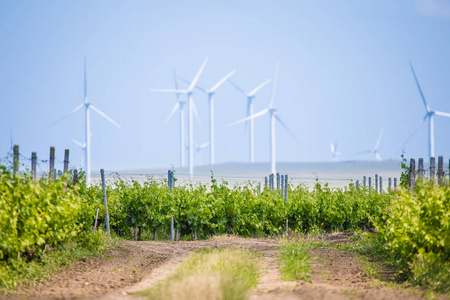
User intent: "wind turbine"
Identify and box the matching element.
[330,143,341,161]
[228,76,271,163]
[49,60,120,184]
[150,57,208,177]
[161,70,188,168]
[71,138,86,167]
[228,62,297,174]
[356,129,384,161]
[180,70,236,165]
[401,62,450,158]
[192,141,210,165]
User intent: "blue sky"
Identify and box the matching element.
[1,0,450,172]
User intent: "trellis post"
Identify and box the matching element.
[31,152,37,182]
[409,159,416,190]
[100,169,110,234]
[49,146,55,180]
[13,145,19,174]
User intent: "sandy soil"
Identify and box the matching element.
[2,235,445,300]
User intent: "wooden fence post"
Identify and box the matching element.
[438,156,444,185]
[409,159,416,190]
[168,170,174,241]
[13,145,19,174]
[258,182,261,194]
[394,178,397,191]
[356,180,359,188]
[368,177,371,192]
[100,169,110,234]
[49,146,55,180]
[285,174,289,234]
[268,174,271,190]
[63,149,69,173]
[31,152,37,182]
[418,158,424,181]
[73,169,78,185]
[265,176,268,188]
[430,157,435,181]
[276,173,280,190]
[375,174,378,193]
[281,174,284,197]
[379,176,383,194]
[363,176,366,188]
[93,207,100,233]
[388,177,392,190]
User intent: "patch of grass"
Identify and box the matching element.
[279,240,313,282]
[139,248,261,300]
[341,290,362,296]
[0,232,120,295]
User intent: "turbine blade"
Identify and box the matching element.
[409,61,430,112]
[248,79,271,97]
[228,80,247,96]
[71,138,85,148]
[210,70,236,92]
[269,61,279,108]
[89,105,121,128]
[164,102,180,125]
[373,128,384,151]
[48,103,84,127]
[435,111,450,118]
[150,89,188,94]
[173,70,180,102]
[228,108,269,127]
[84,58,87,100]
[398,116,427,151]
[179,76,207,94]
[375,152,382,161]
[275,114,298,143]
[199,141,210,148]
[188,57,209,92]
[191,100,202,126]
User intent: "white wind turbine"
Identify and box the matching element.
[401,62,450,158]
[228,62,297,174]
[150,57,208,177]
[49,60,120,184]
[162,70,187,168]
[192,141,210,165]
[228,76,271,163]
[356,128,384,161]
[71,137,87,167]
[330,143,341,161]
[180,70,236,165]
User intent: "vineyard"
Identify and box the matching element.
[1,161,449,294]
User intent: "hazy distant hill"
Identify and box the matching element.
[97,160,403,188]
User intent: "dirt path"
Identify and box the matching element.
[3,235,444,300]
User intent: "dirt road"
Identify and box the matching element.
[3,235,440,300]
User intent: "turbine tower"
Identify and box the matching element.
[356,128,384,161]
[228,77,271,163]
[49,60,120,184]
[180,70,236,165]
[228,62,296,174]
[163,70,187,167]
[402,62,450,158]
[150,57,208,177]
[330,143,341,162]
